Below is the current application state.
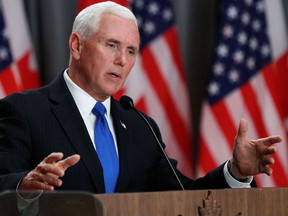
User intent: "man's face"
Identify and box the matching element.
[72,13,140,101]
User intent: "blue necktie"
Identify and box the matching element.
[92,102,119,193]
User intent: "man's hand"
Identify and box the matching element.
[230,118,282,180]
[19,152,80,191]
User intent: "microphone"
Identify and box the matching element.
[120,95,185,190]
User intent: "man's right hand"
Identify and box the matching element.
[18,152,80,191]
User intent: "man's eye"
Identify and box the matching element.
[108,43,116,48]
[128,49,136,56]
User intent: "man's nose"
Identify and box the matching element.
[114,50,127,66]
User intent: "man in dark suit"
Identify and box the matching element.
[0,1,282,194]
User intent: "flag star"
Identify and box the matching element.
[233,50,244,63]
[256,1,265,13]
[208,81,220,96]
[136,16,143,27]
[245,0,253,6]
[238,32,248,45]
[249,38,258,50]
[223,25,234,38]
[252,19,261,32]
[227,6,238,20]
[213,62,225,76]
[134,0,144,9]
[147,2,159,15]
[137,16,143,28]
[228,69,239,83]
[163,8,173,21]
[261,44,271,57]
[0,47,8,60]
[241,12,250,25]
[1,28,8,40]
[217,44,229,57]
[246,57,256,69]
[143,21,156,34]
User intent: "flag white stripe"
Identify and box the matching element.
[0,82,5,98]
[125,56,148,100]
[196,167,205,178]
[256,173,276,187]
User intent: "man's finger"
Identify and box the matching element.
[263,166,273,176]
[265,145,277,155]
[42,173,63,187]
[30,180,55,191]
[43,152,64,164]
[236,118,248,139]
[261,135,283,147]
[56,154,81,171]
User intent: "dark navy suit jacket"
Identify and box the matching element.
[0,73,236,193]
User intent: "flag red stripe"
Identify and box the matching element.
[262,52,288,122]
[198,136,218,172]
[18,51,40,90]
[0,68,20,95]
[211,100,237,149]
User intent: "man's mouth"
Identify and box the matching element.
[108,72,121,79]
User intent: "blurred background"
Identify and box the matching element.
[1,0,288,187]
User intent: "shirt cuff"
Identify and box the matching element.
[223,160,253,188]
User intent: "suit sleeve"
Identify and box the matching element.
[0,98,33,190]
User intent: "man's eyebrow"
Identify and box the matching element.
[107,38,120,44]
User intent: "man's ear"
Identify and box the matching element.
[69,32,82,60]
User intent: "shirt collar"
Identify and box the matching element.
[63,69,111,117]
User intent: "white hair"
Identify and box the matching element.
[72,1,138,40]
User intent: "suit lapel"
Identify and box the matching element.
[48,75,105,193]
[111,99,134,192]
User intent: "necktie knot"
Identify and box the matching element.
[92,102,106,118]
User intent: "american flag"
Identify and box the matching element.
[77,0,193,177]
[197,0,288,186]
[0,0,39,98]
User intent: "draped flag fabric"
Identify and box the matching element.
[77,0,193,177]
[0,0,40,98]
[198,0,288,186]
